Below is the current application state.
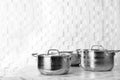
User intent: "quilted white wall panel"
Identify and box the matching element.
[0,0,120,76]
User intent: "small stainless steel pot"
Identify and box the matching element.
[70,51,81,66]
[77,45,120,72]
[32,49,71,75]
[57,51,81,67]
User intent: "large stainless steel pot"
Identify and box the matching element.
[32,49,71,75]
[77,45,120,72]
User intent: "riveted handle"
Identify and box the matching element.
[91,45,104,50]
[76,49,82,54]
[48,49,60,55]
[32,53,38,57]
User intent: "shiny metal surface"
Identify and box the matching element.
[37,55,71,75]
[60,51,81,66]
[32,49,71,75]
[80,50,115,71]
[71,52,81,66]
[77,45,119,71]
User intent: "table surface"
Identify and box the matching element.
[1,65,120,80]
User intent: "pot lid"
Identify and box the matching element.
[90,45,106,51]
[32,49,71,57]
[84,45,120,53]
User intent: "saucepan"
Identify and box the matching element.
[60,51,81,66]
[32,49,71,75]
[77,45,120,71]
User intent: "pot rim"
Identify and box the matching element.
[77,45,120,53]
[83,49,120,53]
[32,53,71,57]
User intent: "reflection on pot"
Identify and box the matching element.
[77,45,120,71]
[32,49,71,75]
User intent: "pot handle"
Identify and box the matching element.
[91,45,104,50]
[48,49,60,55]
[109,50,120,53]
[32,53,38,57]
[76,49,82,54]
[114,50,120,53]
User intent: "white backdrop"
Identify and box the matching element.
[0,0,120,76]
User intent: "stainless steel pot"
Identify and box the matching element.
[77,45,120,72]
[70,51,81,66]
[32,49,71,75]
[60,51,81,67]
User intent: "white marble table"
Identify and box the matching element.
[1,64,120,80]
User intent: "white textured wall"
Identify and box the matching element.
[0,0,120,76]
